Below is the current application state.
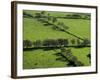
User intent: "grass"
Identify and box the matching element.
[58,18,90,39]
[23,47,90,69]
[23,18,78,42]
[23,10,91,69]
[23,49,67,69]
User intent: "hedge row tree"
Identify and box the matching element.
[72,13,81,19]
[76,38,90,47]
[23,38,90,48]
[23,12,33,18]
[52,17,58,23]
[66,13,81,19]
[33,40,42,47]
[70,39,75,45]
[23,40,33,48]
[66,13,90,20]
[34,13,41,18]
[60,47,84,66]
[57,39,69,47]
[77,39,81,46]
[34,11,69,31]
[82,38,90,46]
[43,39,69,47]
[43,39,58,47]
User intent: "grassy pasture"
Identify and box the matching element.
[23,10,91,69]
[23,47,90,69]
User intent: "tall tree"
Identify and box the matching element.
[82,38,90,46]
[52,17,57,23]
[71,39,75,45]
[33,40,42,47]
[23,40,32,48]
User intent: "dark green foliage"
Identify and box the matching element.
[33,40,42,47]
[41,11,46,15]
[43,39,58,47]
[77,39,81,46]
[66,13,90,20]
[23,40,33,48]
[52,17,58,23]
[34,13,41,18]
[60,47,84,66]
[71,39,75,45]
[82,38,90,46]
[23,12,33,18]
[57,39,69,46]
[66,13,81,19]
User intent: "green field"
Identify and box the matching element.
[23,10,91,69]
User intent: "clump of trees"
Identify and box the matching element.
[39,38,69,47]
[60,47,84,66]
[76,38,90,47]
[23,40,33,48]
[23,39,69,48]
[23,38,90,48]
[34,11,69,32]
[33,40,42,47]
[66,13,91,20]
[23,11,33,18]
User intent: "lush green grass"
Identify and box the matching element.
[71,47,90,65]
[23,10,91,69]
[23,49,67,69]
[23,18,79,45]
[23,47,90,69]
[58,18,90,39]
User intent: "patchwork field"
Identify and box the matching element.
[23,10,91,69]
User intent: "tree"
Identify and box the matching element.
[23,40,33,48]
[40,11,46,18]
[41,11,46,15]
[47,15,53,21]
[82,38,90,46]
[84,14,91,20]
[35,13,41,18]
[63,39,69,46]
[52,17,57,23]
[57,39,69,46]
[57,22,68,31]
[23,12,33,18]
[71,39,75,45]
[33,40,42,47]
[77,39,81,46]
[57,39,65,46]
[43,39,56,47]
[71,13,81,19]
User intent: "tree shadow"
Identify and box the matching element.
[56,57,67,62]
[67,61,76,67]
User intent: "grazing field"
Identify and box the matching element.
[23,47,90,69]
[23,10,91,69]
